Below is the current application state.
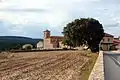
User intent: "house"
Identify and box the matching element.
[37,41,44,50]
[44,30,64,49]
[100,33,114,51]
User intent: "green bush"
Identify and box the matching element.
[22,44,33,50]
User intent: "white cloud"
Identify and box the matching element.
[0,0,73,25]
[0,0,120,37]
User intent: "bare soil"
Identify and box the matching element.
[0,51,96,80]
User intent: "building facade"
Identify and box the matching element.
[44,30,64,49]
[100,33,114,51]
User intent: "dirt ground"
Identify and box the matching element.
[0,51,92,80]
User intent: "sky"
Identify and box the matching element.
[0,0,120,38]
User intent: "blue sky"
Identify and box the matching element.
[0,0,120,38]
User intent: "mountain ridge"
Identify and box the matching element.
[0,36,43,51]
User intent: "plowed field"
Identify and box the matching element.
[0,51,95,80]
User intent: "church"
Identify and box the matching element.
[43,30,64,49]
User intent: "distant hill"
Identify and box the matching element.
[0,36,43,51]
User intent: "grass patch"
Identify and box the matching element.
[80,51,98,80]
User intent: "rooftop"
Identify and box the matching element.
[50,36,64,38]
[104,33,114,37]
[113,40,120,45]
[44,30,50,32]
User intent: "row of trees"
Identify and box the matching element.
[62,18,104,52]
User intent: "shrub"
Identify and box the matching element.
[22,44,33,50]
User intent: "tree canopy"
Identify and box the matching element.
[63,18,104,52]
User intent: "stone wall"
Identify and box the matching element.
[88,51,104,80]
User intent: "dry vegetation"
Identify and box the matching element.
[0,50,98,80]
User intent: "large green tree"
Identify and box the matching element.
[63,18,104,52]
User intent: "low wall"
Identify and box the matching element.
[9,49,77,53]
[88,51,104,80]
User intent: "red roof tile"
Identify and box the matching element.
[50,36,64,39]
[113,40,120,45]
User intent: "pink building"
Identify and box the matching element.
[100,33,114,51]
[44,30,64,49]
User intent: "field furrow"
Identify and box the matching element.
[0,51,90,80]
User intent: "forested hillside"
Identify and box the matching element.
[0,36,43,51]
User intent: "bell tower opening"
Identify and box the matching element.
[44,30,50,39]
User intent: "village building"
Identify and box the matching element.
[43,30,64,49]
[100,33,114,51]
